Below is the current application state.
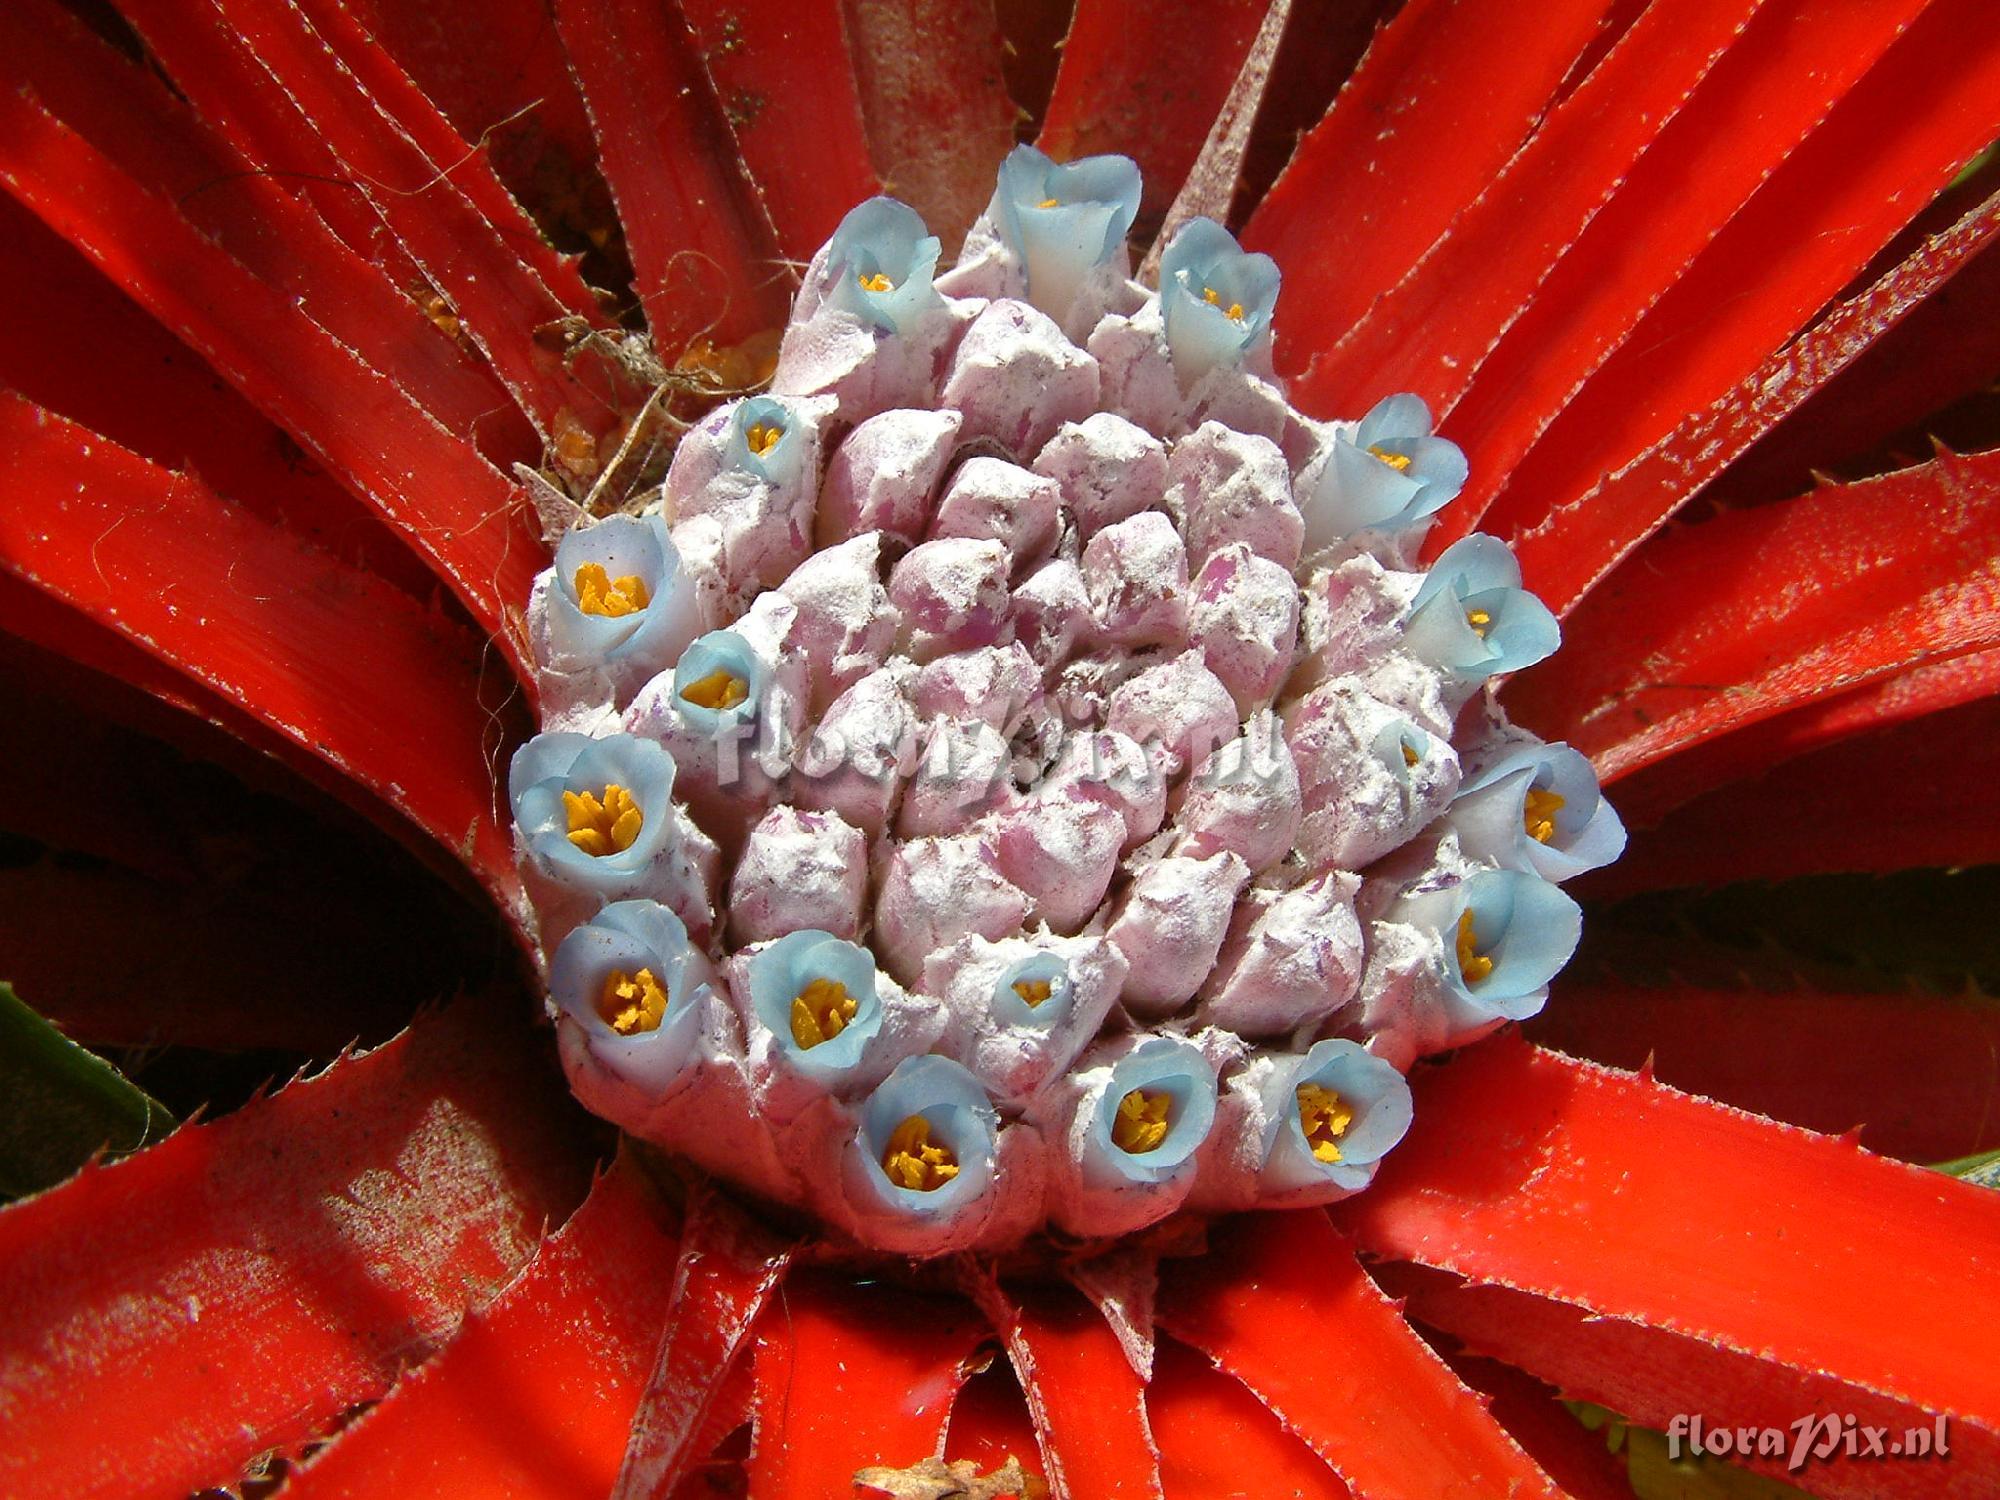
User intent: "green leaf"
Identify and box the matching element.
[0,979,175,1199]
[1935,1145,2000,1188]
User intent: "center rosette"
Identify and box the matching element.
[510,148,1623,1257]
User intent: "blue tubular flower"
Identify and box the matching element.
[851,1054,998,1219]
[1081,1035,1218,1189]
[1158,217,1281,385]
[547,900,714,1093]
[1451,742,1627,882]
[990,950,1074,1031]
[1259,1039,1413,1196]
[509,731,681,893]
[1404,533,1560,680]
[745,928,885,1081]
[992,144,1142,319]
[543,512,703,673]
[1302,394,1469,548]
[1439,868,1582,1026]
[1372,718,1433,786]
[723,395,811,487]
[825,197,944,334]
[670,628,769,738]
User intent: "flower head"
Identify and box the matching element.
[1302,393,1470,547]
[1158,217,1281,385]
[1450,740,1627,882]
[823,197,944,334]
[991,144,1142,319]
[509,731,680,889]
[1405,533,1561,680]
[1257,1038,1413,1198]
[744,927,886,1082]
[547,900,715,1093]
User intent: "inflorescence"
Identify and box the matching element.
[510,146,1624,1258]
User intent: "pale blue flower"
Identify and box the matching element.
[670,628,770,737]
[1258,1039,1414,1195]
[1405,533,1560,680]
[1158,217,1280,384]
[509,731,681,896]
[851,1054,998,1218]
[1372,718,1433,787]
[1303,394,1469,547]
[1438,868,1582,1026]
[745,928,884,1082]
[1451,742,1627,882]
[992,144,1142,317]
[989,950,1074,1031]
[547,900,714,1093]
[542,512,703,671]
[825,197,944,334]
[1080,1035,1218,1189]
[723,395,811,487]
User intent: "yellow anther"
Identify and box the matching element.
[857,271,894,293]
[1296,1082,1355,1164]
[681,668,749,711]
[597,967,668,1035]
[744,421,785,456]
[1202,286,1246,321]
[1112,1088,1173,1154]
[1466,607,1493,638]
[1401,742,1421,768]
[573,561,651,618]
[790,977,858,1049]
[881,1115,961,1192]
[1523,786,1567,844]
[1456,909,1494,986]
[1013,978,1054,1008]
[1367,444,1415,473]
[563,784,643,858]
[1037,196,1061,208]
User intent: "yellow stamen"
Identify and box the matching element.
[790,977,858,1049]
[573,561,651,618]
[1401,742,1421,768]
[857,271,894,293]
[597,967,668,1035]
[1296,1082,1355,1164]
[1367,444,1414,473]
[1523,786,1567,844]
[744,421,785,456]
[1202,286,1246,321]
[1112,1088,1173,1154]
[1456,909,1494,986]
[1037,196,1061,208]
[881,1115,960,1192]
[681,668,749,711]
[563,784,643,858]
[1466,607,1493,638]
[1013,978,1054,1008]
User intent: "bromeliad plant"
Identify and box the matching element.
[4,1,2000,1498]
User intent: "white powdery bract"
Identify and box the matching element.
[513,176,1614,1258]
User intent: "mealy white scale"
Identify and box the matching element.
[507,148,1624,1257]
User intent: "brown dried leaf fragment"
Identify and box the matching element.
[852,1453,1048,1499]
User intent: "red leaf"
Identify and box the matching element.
[0,397,528,909]
[844,0,1018,252]
[282,1154,684,1500]
[1038,0,1270,232]
[1503,446,2000,784]
[0,0,537,471]
[1431,1350,1634,1500]
[1247,0,1616,374]
[1147,1336,1350,1499]
[1289,0,1764,419]
[983,1276,1163,1499]
[1429,0,1936,549]
[613,1186,796,1500]
[1483,0,2000,594]
[0,98,546,676]
[1390,1265,2000,1500]
[944,1359,1045,1479]
[678,0,881,264]
[551,0,790,353]
[1527,977,2000,1164]
[0,997,594,1500]
[1338,1035,2000,1427]
[747,1270,990,1496]
[1157,1212,1563,1498]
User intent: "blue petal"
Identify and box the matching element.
[1445,869,1582,1017]
[547,900,711,1092]
[994,145,1142,315]
[545,512,702,669]
[512,732,681,889]
[991,951,1074,1030]
[854,1054,998,1217]
[746,929,885,1079]
[1082,1036,1218,1187]
[724,396,811,486]
[826,197,944,334]
[1260,1038,1413,1192]
[670,628,770,736]
[1158,217,1281,383]
[1355,393,1434,450]
[1452,742,1626,881]
[1405,535,1560,679]
[1371,719,1432,788]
